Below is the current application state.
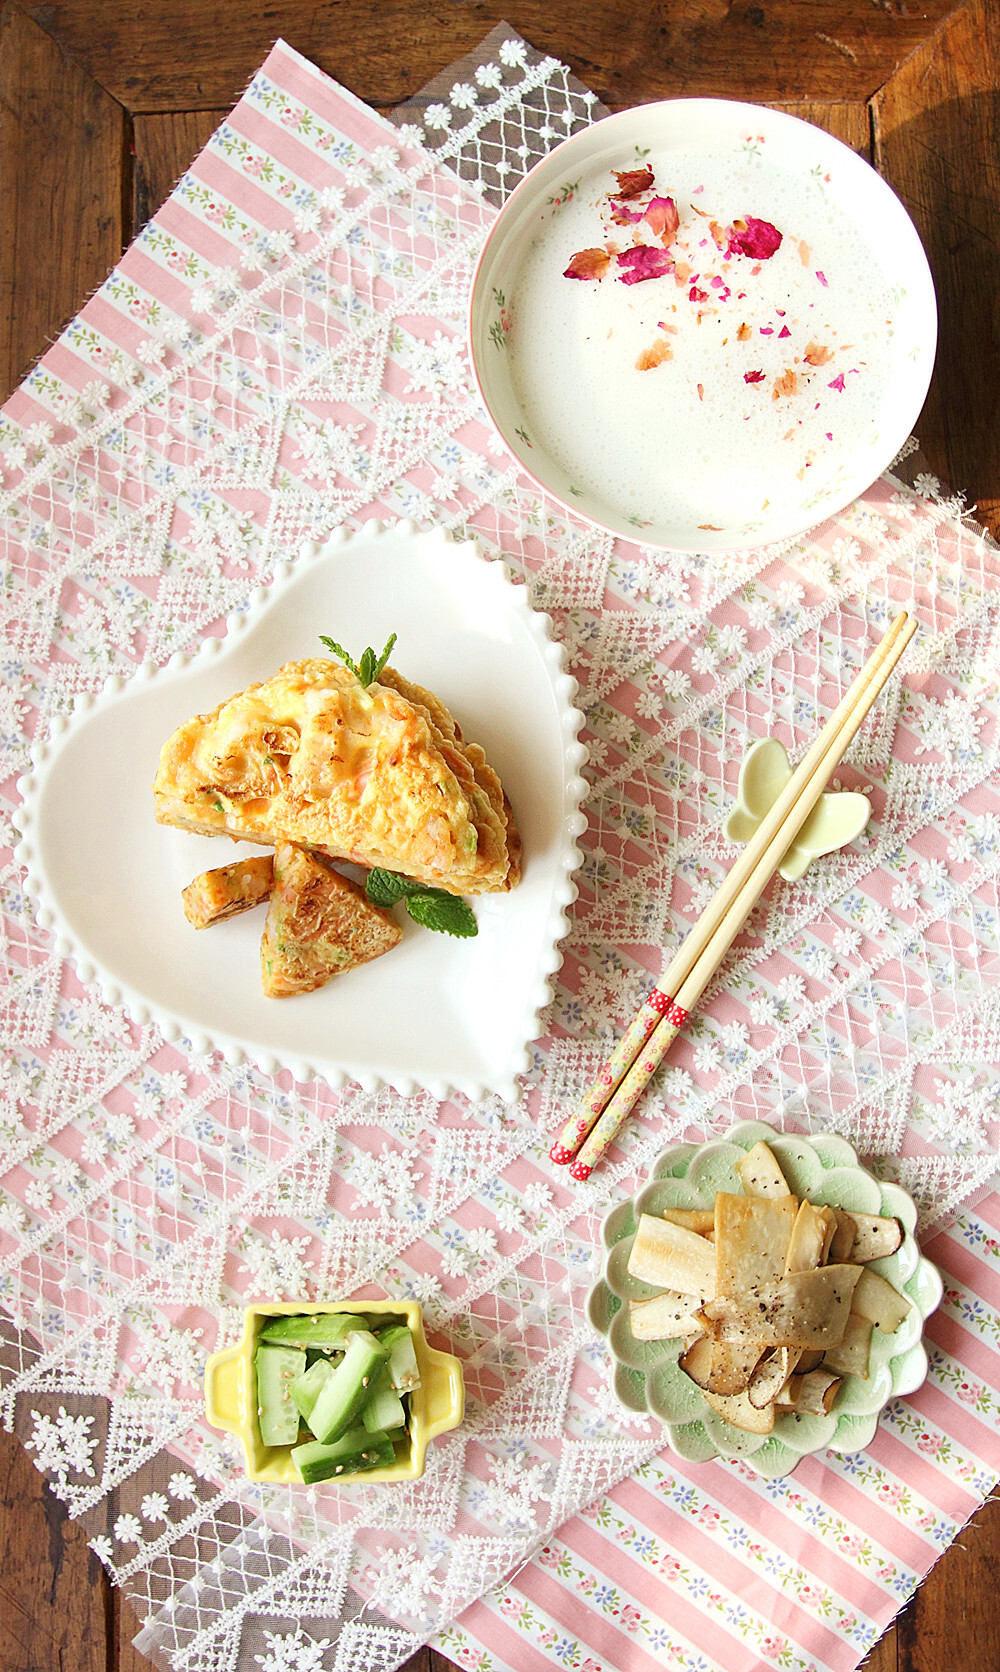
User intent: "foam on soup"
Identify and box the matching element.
[507,149,899,539]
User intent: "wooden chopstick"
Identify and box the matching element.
[550,610,911,1168]
[551,610,918,1180]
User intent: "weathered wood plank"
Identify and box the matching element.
[873,0,1000,536]
[1,6,999,1672]
[116,1589,156,1672]
[861,1611,900,1671]
[0,2,126,399]
[24,0,963,114]
[132,110,229,233]
[768,100,871,157]
[898,1495,1000,1672]
[0,1423,107,1672]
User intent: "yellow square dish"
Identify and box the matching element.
[204,1300,464,1482]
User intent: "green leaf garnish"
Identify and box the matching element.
[365,869,477,937]
[365,867,421,907]
[404,889,478,938]
[319,632,397,686]
[318,637,357,676]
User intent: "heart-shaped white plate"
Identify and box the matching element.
[14,521,588,1100]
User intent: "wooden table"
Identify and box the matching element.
[2,4,999,1670]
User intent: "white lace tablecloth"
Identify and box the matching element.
[4,27,1000,1672]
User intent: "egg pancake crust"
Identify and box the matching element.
[153,658,519,895]
[261,843,402,997]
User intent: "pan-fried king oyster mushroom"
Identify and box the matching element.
[153,657,518,895]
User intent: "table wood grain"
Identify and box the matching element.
[2,3,999,1669]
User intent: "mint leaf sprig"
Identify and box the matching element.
[366,868,478,938]
[319,632,397,687]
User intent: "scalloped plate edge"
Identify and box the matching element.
[589,1120,944,1475]
[13,519,590,1100]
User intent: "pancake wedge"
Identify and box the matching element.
[182,855,274,928]
[261,844,402,997]
[153,657,519,895]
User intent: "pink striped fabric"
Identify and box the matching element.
[440,1200,1000,1671]
[5,32,1000,1672]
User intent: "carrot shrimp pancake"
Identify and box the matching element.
[153,657,519,896]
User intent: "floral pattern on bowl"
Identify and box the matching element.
[587,1120,943,1477]
[468,99,936,554]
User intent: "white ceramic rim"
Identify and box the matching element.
[13,519,589,1101]
[589,1121,944,1474]
[468,97,937,554]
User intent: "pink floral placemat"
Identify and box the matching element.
[3,27,1000,1672]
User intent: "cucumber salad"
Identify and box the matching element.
[254,1310,421,1482]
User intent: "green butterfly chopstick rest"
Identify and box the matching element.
[724,736,871,882]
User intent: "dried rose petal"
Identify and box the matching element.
[643,196,680,244]
[688,284,708,302]
[772,368,799,400]
[563,247,611,281]
[635,338,673,370]
[737,322,751,341]
[828,372,846,392]
[804,341,834,366]
[612,166,655,200]
[744,370,766,384]
[727,216,783,260]
[609,202,644,225]
[617,246,674,284]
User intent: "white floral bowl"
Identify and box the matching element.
[468,99,935,553]
[587,1120,942,1477]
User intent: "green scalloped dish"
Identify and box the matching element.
[587,1120,943,1477]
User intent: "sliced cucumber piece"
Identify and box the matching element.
[255,1344,306,1446]
[305,1346,344,1367]
[307,1329,388,1444]
[290,1357,334,1424]
[377,1323,421,1393]
[361,1363,407,1434]
[291,1426,395,1483]
[258,1312,361,1349]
